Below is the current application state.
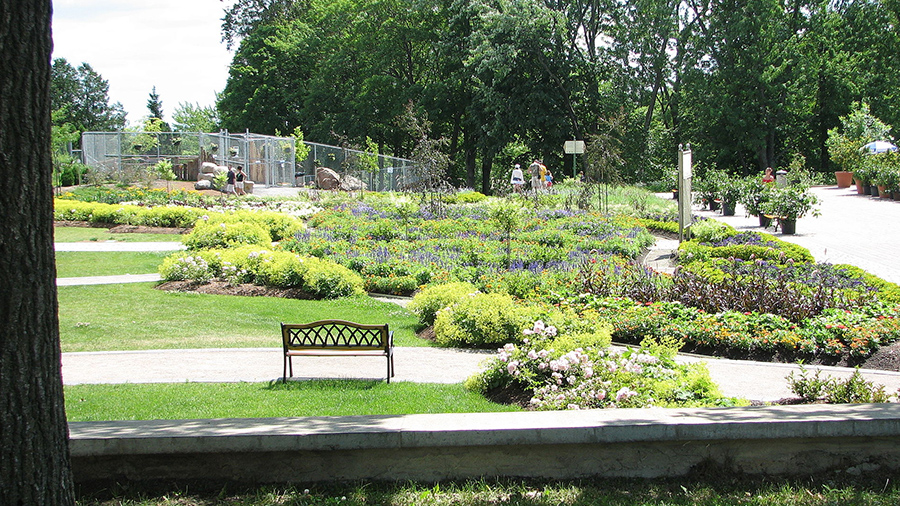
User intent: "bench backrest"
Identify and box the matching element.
[281,320,390,352]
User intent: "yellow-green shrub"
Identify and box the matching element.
[433,292,530,347]
[183,220,271,250]
[301,257,365,298]
[134,206,204,228]
[203,210,304,241]
[408,282,478,327]
[255,250,308,288]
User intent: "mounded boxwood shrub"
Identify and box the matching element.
[433,292,530,347]
[203,210,304,242]
[301,257,365,299]
[183,220,272,250]
[408,282,478,327]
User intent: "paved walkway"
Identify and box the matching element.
[57,185,900,402]
[692,185,900,284]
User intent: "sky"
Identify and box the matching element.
[51,0,235,126]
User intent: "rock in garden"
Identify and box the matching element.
[316,167,341,190]
[194,179,212,190]
[200,162,218,174]
[340,175,367,191]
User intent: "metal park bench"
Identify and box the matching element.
[281,320,394,383]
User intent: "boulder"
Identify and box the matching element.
[316,167,341,190]
[194,179,213,190]
[198,172,215,182]
[340,175,367,191]
[200,162,217,174]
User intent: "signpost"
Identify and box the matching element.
[677,144,692,242]
[564,140,585,179]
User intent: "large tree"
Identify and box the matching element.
[50,57,126,132]
[0,1,76,504]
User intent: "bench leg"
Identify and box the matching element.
[282,356,294,383]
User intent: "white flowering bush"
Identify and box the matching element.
[465,321,735,410]
[158,254,214,283]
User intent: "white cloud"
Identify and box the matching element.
[52,0,234,127]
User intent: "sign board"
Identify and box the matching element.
[677,145,692,242]
[564,140,585,154]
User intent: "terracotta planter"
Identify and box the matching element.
[878,185,890,198]
[835,171,854,188]
[854,178,866,195]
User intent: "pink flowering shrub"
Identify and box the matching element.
[465,321,732,410]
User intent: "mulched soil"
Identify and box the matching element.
[156,280,315,300]
[54,221,191,235]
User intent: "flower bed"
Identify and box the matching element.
[280,202,655,296]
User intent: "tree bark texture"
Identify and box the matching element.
[0,1,76,504]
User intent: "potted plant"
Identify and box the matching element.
[692,171,721,211]
[738,176,773,227]
[760,184,820,235]
[852,164,874,195]
[718,173,742,216]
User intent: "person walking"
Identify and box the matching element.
[529,159,542,192]
[510,164,525,194]
[225,166,236,195]
[235,166,247,195]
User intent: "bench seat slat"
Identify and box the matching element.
[286,349,388,356]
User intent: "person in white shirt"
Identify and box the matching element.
[510,164,525,193]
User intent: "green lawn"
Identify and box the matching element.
[65,380,517,421]
[54,225,186,242]
[59,283,424,352]
[55,251,169,277]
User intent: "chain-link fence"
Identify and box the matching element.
[82,131,418,191]
[82,131,296,187]
[297,141,418,192]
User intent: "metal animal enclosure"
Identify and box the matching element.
[81,132,417,190]
[81,131,296,187]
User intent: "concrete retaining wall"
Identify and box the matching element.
[69,404,900,483]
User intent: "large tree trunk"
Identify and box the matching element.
[0,1,76,504]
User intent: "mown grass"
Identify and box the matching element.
[75,475,900,505]
[54,225,186,243]
[65,380,517,421]
[55,251,170,278]
[58,283,424,352]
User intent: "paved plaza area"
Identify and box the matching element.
[58,185,900,402]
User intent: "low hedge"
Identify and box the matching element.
[54,199,204,228]
[159,247,365,299]
[678,231,814,264]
